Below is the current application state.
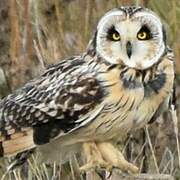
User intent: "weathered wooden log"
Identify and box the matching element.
[86,170,174,180]
[110,170,174,180]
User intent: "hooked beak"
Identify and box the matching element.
[126,41,132,59]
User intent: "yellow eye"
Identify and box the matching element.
[112,33,120,41]
[137,31,147,40]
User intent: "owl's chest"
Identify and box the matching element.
[93,89,168,142]
[93,64,173,140]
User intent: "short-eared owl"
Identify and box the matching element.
[0,6,174,173]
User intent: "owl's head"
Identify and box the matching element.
[88,7,166,70]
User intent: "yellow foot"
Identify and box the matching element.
[97,142,139,174]
[80,142,112,173]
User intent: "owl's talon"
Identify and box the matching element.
[81,142,139,174]
[79,160,111,173]
[104,166,115,178]
[80,142,112,173]
[79,155,112,171]
[97,142,139,174]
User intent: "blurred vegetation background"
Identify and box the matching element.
[0,0,179,179]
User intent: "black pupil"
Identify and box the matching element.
[114,32,119,38]
[138,25,151,40]
[107,26,120,41]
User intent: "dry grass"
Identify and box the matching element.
[0,0,179,179]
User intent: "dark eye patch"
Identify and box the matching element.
[137,25,152,40]
[106,26,120,41]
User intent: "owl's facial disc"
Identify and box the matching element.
[95,8,165,70]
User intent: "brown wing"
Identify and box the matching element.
[0,56,105,157]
